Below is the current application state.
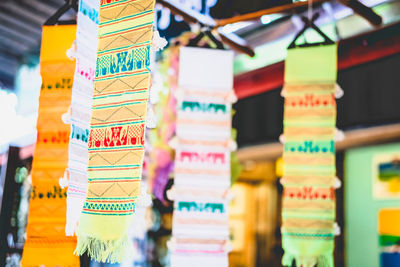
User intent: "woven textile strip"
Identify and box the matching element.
[170,47,234,267]
[75,0,155,263]
[21,25,79,267]
[281,44,338,267]
[65,0,99,236]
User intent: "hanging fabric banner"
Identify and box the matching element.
[281,44,339,267]
[21,25,79,267]
[64,0,100,236]
[170,47,235,267]
[75,0,155,263]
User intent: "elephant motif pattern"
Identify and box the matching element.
[41,78,73,90]
[286,93,335,107]
[71,124,90,143]
[37,131,70,144]
[181,100,227,114]
[95,46,150,78]
[177,201,225,213]
[88,123,145,148]
[179,151,226,164]
[284,140,335,154]
[31,185,67,200]
[76,59,95,82]
[284,186,335,200]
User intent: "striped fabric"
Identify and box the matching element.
[21,25,79,267]
[65,0,99,236]
[281,44,339,267]
[170,47,234,267]
[75,0,155,263]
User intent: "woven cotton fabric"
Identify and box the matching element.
[65,0,99,236]
[21,25,79,267]
[75,0,155,263]
[170,47,234,267]
[281,44,338,267]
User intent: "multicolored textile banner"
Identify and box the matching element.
[281,44,338,267]
[65,0,99,236]
[75,0,155,263]
[21,25,79,267]
[170,47,234,267]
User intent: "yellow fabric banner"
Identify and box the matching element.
[75,0,155,263]
[21,25,79,267]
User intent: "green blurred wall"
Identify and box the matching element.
[344,143,400,267]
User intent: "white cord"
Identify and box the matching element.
[308,0,313,22]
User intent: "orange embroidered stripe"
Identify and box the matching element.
[101,12,154,27]
[99,25,150,39]
[92,98,147,108]
[98,42,149,56]
[95,69,148,80]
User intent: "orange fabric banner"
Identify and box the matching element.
[21,25,79,267]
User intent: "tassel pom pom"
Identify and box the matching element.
[334,177,342,189]
[224,189,234,201]
[334,128,345,142]
[281,88,287,98]
[335,83,344,99]
[168,136,179,149]
[228,139,238,151]
[59,170,69,189]
[166,186,175,201]
[227,90,238,104]
[146,105,157,129]
[66,40,77,60]
[59,176,69,189]
[334,222,341,236]
[61,106,72,124]
[152,31,168,52]
[137,192,152,207]
[167,238,176,250]
[174,88,185,102]
[224,241,233,253]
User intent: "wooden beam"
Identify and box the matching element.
[338,0,382,26]
[236,123,400,162]
[157,0,216,27]
[213,0,382,28]
[236,142,282,162]
[156,0,255,57]
[218,31,255,57]
[213,0,331,28]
